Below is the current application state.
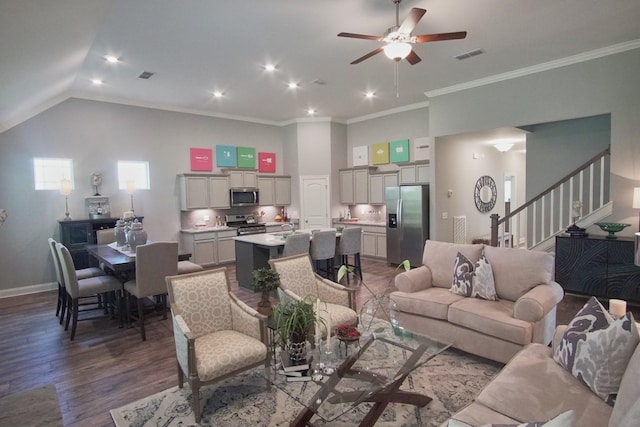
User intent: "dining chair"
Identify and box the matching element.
[309,230,337,281]
[281,232,310,257]
[96,228,116,245]
[123,241,179,340]
[166,268,269,423]
[336,227,363,285]
[177,260,204,275]
[55,243,123,340]
[269,253,357,338]
[48,238,105,324]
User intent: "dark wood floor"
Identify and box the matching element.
[0,258,609,426]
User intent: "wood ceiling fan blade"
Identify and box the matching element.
[398,8,426,35]
[414,31,467,43]
[350,47,384,64]
[405,49,421,65]
[338,32,384,41]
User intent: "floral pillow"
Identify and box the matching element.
[553,296,639,405]
[451,252,474,296]
[471,253,498,301]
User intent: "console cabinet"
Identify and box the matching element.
[555,235,640,303]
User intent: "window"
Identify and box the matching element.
[33,158,74,190]
[117,161,150,191]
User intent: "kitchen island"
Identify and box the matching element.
[233,228,337,290]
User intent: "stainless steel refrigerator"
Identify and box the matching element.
[386,185,430,267]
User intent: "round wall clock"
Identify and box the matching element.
[474,175,497,213]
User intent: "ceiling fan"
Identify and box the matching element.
[338,0,467,65]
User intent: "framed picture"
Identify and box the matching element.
[372,142,390,165]
[237,147,256,168]
[216,145,237,168]
[190,148,213,171]
[258,152,276,173]
[390,139,410,163]
[414,137,432,161]
[352,146,368,166]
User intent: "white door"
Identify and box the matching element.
[300,176,330,229]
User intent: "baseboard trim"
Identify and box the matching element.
[0,282,57,299]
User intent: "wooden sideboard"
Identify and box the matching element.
[555,234,640,303]
[58,217,142,269]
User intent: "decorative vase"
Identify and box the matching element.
[257,291,273,317]
[114,220,127,247]
[287,340,307,362]
[127,221,147,252]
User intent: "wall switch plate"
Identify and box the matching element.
[442,212,448,219]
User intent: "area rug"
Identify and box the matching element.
[110,348,502,427]
[0,384,62,427]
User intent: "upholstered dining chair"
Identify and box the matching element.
[177,259,204,275]
[281,232,310,257]
[165,268,269,423]
[55,243,123,340]
[336,227,363,285]
[96,228,116,244]
[48,238,105,324]
[123,241,178,341]
[269,253,358,338]
[309,230,337,281]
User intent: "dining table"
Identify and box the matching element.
[85,243,193,280]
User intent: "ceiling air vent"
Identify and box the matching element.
[138,71,155,79]
[455,49,485,60]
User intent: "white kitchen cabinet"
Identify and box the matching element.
[209,176,230,208]
[179,174,230,210]
[399,161,430,185]
[368,172,398,205]
[339,167,376,204]
[229,170,257,188]
[257,176,275,205]
[216,230,237,264]
[275,176,291,205]
[179,175,209,210]
[360,226,387,259]
[339,170,354,204]
[181,229,237,267]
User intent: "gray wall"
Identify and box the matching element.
[0,98,284,292]
[430,48,640,241]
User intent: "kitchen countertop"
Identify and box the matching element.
[332,219,386,227]
[232,227,338,246]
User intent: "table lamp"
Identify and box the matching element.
[633,187,640,231]
[60,179,72,221]
[126,180,136,212]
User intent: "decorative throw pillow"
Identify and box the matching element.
[553,296,639,405]
[475,409,576,427]
[451,251,474,296]
[471,253,498,301]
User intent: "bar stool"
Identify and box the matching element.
[336,227,363,284]
[282,233,310,257]
[310,230,336,281]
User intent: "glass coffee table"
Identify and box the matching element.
[261,315,451,426]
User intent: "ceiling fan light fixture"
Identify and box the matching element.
[383,42,411,61]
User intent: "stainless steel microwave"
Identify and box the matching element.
[229,188,259,207]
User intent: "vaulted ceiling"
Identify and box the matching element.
[1,0,639,132]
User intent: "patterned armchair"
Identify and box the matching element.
[165,268,269,423]
[269,254,358,337]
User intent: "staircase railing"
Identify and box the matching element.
[490,147,611,248]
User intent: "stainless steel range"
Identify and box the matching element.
[226,214,266,236]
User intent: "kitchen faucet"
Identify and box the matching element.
[281,222,295,233]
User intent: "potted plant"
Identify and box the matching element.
[272,296,317,361]
[252,268,281,316]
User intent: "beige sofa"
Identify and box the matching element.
[446,326,640,427]
[391,240,564,363]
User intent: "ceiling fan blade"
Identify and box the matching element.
[405,49,422,65]
[350,47,384,65]
[414,31,467,43]
[398,8,426,35]
[338,32,383,41]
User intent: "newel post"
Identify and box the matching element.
[490,214,500,247]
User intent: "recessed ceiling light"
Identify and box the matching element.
[288,82,299,89]
[104,55,119,63]
[307,108,316,115]
[212,91,224,98]
[264,64,276,72]
[365,91,376,98]
[91,79,103,86]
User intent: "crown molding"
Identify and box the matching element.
[425,39,640,99]
[346,101,430,124]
